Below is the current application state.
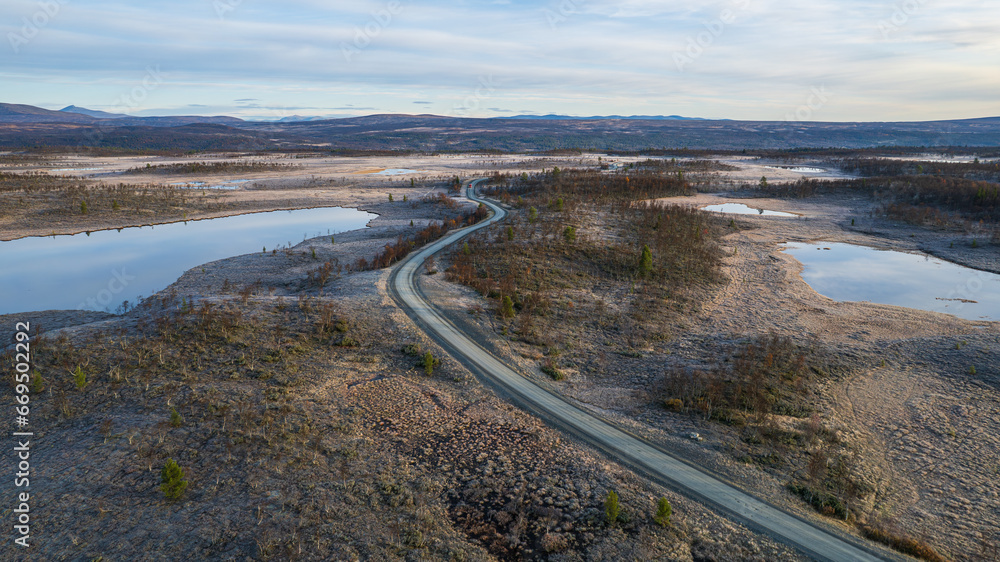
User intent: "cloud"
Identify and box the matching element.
[1,0,996,120]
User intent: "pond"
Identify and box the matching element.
[371,169,422,175]
[0,207,376,315]
[169,179,253,190]
[703,203,798,217]
[766,165,827,174]
[782,242,1000,321]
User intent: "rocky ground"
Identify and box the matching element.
[0,163,803,561]
[2,155,997,560]
[427,188,999,561]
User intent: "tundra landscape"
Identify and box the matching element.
[1,142,998,560]
[3,1,1000,560]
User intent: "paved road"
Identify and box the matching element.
[388,180,897,562]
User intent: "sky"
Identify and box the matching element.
[1,0,998,122]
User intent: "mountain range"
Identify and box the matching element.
[1,102,999,152]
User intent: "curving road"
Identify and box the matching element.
[388,179,896,562]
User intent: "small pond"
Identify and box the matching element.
[766,165,827,174]
[783,242,1000,321]
[169,179,253,190]
[0,207,376,315]
[703,203,798,217]
[372,169,422,175]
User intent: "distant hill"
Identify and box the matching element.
[0,103,98,123]
[60,105,128,119]
[2,103,999,151]
[0,103,245,127]
[506,114,706,121]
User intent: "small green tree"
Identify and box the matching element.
[638,244,653,277]
[410,178,415,187]
[73,366,87,390]
[420,352,439,376]
[80,201,88,214]
[528,207,538,223]
[170,408,183,428]
[506,225,514,241]
[31,370,44,394]
[160,458,188,500]
[112,200,120,211]
[654,497,672,526]
[500,295,515,318]
[552,197,564,212]
[563,226,576,242]
[403,194,408,202]
[604,490,620,525]
[552,166,560,177]
[462,242,471,255]
[759,176,768,189]
[331,236,335,245]
[388,193,394,202]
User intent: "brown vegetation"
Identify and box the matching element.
[447,169,723,347]
[125,160,293,175]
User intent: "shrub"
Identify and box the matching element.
[563,225,576,242]
[664,398,683,411]
[528,206,538,222]
[160,459,188,500]
[541,360,564,381]
[860,523,947,562]
[401,343,422,356]
[787,482,846,519]
[73,366,87,390]
[170,408,183,428]
[500,295,515,319]
[638,244,652,277]
[506,225,514,240]
[419,352,439,375]
[654,497,672,526]
[31,370,45,393]
[604,490,620,525]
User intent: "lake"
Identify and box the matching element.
[783,242,1000,321]
[0,207,376,315]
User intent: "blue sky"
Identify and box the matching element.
[2,0,998,121]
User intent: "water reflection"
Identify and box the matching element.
[703,203,798,217]
[0,207,375,315]
[783,242,1000,321]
